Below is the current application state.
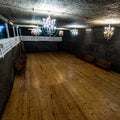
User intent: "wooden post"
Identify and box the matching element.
[5,23,10,38]
[13,26,16,37]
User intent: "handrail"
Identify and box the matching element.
[0,37,20,58]
[0,36,62,58]
[20,36,62,42]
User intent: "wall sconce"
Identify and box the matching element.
[29,26,42,36]
[71,28,78,36]
[59,30,64,36]
[104,25,114,40]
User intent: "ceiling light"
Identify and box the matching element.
[9,21,14,25]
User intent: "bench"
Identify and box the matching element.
[95,59,111,70]
[76,52,85,60]
[83,54,95,63]
[15,53,27,75]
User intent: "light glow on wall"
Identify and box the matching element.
[91,18,120,25]
[0,26,4,32]
[65,24,86,28]
[86,28,92,32]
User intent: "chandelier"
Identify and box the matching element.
[42,15,57,35]
[104,25,114,39]
[71,28,78,36]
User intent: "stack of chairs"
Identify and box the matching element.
[15,53,27,75]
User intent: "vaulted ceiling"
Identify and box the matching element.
[0,0,120,28]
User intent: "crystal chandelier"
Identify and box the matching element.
[104,25,114,40]
[42,15,57,35]
[71,28,78,36]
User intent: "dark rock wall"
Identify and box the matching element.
[0,45,20,118]
[60,30,85,53]
[60,27,120,72]
[23,41,58,52]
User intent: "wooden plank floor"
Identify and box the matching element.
[2,52,120,120]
